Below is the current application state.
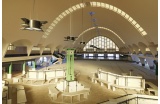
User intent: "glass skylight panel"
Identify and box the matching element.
[117,9,122,14]
[72,6,77,11]
[100,3,105,8]
[125,14,129,19]
[79,3,85,7]
[97,2,101,7]
[68,8,73,12]
[44,32,49,36]
[105,4,109,9]
[46,29,51,33]
[56,17,61,21]
[135,24,140,28]
[128,17,133,22]
[53,20,58,24]
[91,2,97,6]
[138,27,143,32]
[109,5,113,10]
[113,7,118,12]
[76,4,81,9]
[142,31,147,36]
[65,10,70,14]
[51,23,56,27]
[62,12,67,17]
[59,15,63,19]
[49,26,53,30]
[121,11,126,16]
[132,20,137,25]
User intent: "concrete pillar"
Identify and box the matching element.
[32,60,36,70]
[22,61,25,75]
[7,62,12,79]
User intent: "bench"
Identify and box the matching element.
[48,86,60,100]
[146,82,158,96]
[111,84,144,93]
[17,85,27,104]
[62,90,90,103]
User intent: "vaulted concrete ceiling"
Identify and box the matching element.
[2,0,158,50]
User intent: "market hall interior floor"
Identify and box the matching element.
[11,60,157,104]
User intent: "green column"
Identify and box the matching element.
[66,49,74,81]
[8,62,12,74]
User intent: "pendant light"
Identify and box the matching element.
[80,0,85,45]
[64,0,77,41]
[20,0,47,32]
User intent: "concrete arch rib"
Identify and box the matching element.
[73,27,125,45]
[11,39,33,56]
[2,37,10,58]
[42,2,147,38]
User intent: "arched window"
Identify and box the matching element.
[83,36,119,52]
[7,43,15,50]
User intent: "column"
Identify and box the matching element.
[7,62,12,79]
[22,61,25,75]
[66,49,75,81]
[32,60,36,70]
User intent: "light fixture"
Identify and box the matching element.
[89,11,101,49]
[64,0,77,41]
[20,0,47,31]
[80,0,85,45]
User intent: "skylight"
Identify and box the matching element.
[138,27,143,32]
[128,17,133,22]
[42,1,147,38]
[109,5,113,10]
[142,31,147,36]
[125,14,129,19]
[132,20,137,25]
[135,24,140,28]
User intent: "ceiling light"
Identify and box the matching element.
[21,18,47,32]
[20,0,47,32]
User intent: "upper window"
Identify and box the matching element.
[83,36,119,52]
[7,43,15,50]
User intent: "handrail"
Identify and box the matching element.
[118,96,158,104]
[97,94,158,104]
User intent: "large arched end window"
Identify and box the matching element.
[83,36,119,52]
